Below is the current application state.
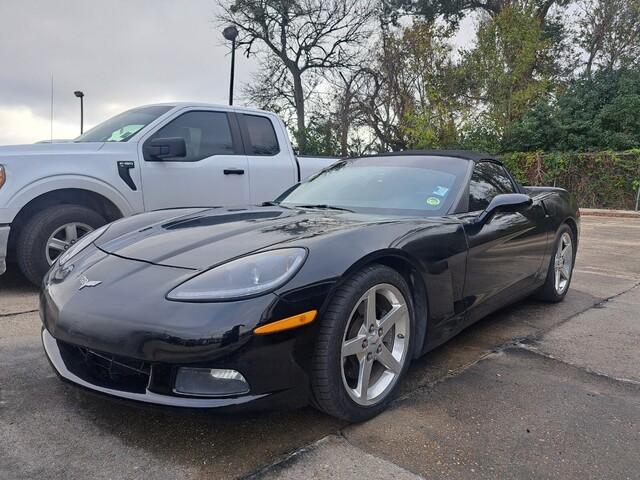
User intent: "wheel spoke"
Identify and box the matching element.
[356,357,373,400]
[377,345,401,374]
[48,238,68,251]
[378,304,407,337]
[561,244,570,258]
[342,335,366,358]
[562,265,571,279]
[65,224,78,242]
[365,289,377,330]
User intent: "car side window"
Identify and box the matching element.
[468,162,516,212]
[148,111,235,161]
[242,114,280,155]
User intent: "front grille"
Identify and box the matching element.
[57,340,151,394]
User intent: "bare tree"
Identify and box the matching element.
[217,0,374,153]
[386,0,573,27]
[578,0,640,75]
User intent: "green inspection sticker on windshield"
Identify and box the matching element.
[426,197,441,207]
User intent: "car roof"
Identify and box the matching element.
[367,150,500,163]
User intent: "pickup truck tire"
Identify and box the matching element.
[17,205,106,286]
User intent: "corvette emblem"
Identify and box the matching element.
[78,275,102,290]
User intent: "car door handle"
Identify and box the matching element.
[224,168,245,175]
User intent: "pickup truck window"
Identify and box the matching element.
[242,114,280,155]
[468,162,516,212]
[75,105,172,143]
[148,111,235,161]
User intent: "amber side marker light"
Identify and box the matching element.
[0,165,5,190]
[254,310,318,335]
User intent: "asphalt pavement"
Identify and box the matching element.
[1,216,639,479]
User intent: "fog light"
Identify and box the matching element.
[174,368,250,396]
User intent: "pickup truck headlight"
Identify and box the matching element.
[58,224,109,265]
[0,165,5,189]
[167,248,307,302]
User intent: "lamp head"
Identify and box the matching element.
[223,25,239,41]
[74,91,84,98]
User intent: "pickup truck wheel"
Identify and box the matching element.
[17,205,106,286]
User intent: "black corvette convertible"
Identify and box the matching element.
[41,151,579,422]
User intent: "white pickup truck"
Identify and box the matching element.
[0,103,336,284]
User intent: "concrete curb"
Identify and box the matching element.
[579,208,640,219]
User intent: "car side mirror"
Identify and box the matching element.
[476,193,532,225]
[143,137,186,161]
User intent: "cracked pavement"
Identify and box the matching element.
[1,216,639,479]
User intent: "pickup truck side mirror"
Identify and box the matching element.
[476,193,533,225]
[143,137,187,161]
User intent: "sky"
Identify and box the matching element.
[0,0,476,145]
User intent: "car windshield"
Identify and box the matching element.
[278,155,469,216]
[74,105,173,143]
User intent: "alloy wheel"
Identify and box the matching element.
[340,283,410,406]
[554,232,573,295]
[45,222,94,265]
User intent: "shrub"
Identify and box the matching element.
[501,150,640,210]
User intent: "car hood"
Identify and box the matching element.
[95,206,389,270]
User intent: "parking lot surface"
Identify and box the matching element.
[1,216,639,479]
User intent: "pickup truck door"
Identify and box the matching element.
[138,108,250,210]
[235,112,298,204]
[461,161,548,322]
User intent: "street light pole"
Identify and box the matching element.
[74,91,84,134]
[223,26,239,106]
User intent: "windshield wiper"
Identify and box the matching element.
[261,201,280,206]
[295,204,354,212]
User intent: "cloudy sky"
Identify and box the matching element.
[0,1,476,145]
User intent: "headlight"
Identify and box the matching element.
[58,224,109,265]
[167,248,307,302]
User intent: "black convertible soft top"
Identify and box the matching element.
[371,150,499,163]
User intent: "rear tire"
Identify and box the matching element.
[17,204,106,286]
[311,264,414,422]
[534,224,575,303]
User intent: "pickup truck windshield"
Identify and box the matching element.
[75,105,173,143]
[278,155,468,215]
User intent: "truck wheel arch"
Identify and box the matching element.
[8,189,124,252]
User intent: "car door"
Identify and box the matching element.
[237,112,298,204]
[461,161,548,321]
[139,109,250,210]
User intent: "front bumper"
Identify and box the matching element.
[42,329,270,408]
[0,225,9,275]
[40,249,331,411]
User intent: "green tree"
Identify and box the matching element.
[460,6,554,141]
[501,67,640,152]
[578,0,640,76]
[556,68,640,151]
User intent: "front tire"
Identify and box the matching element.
[17,204,106,286]
[311,264,414,422]
[535,224,575,302]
